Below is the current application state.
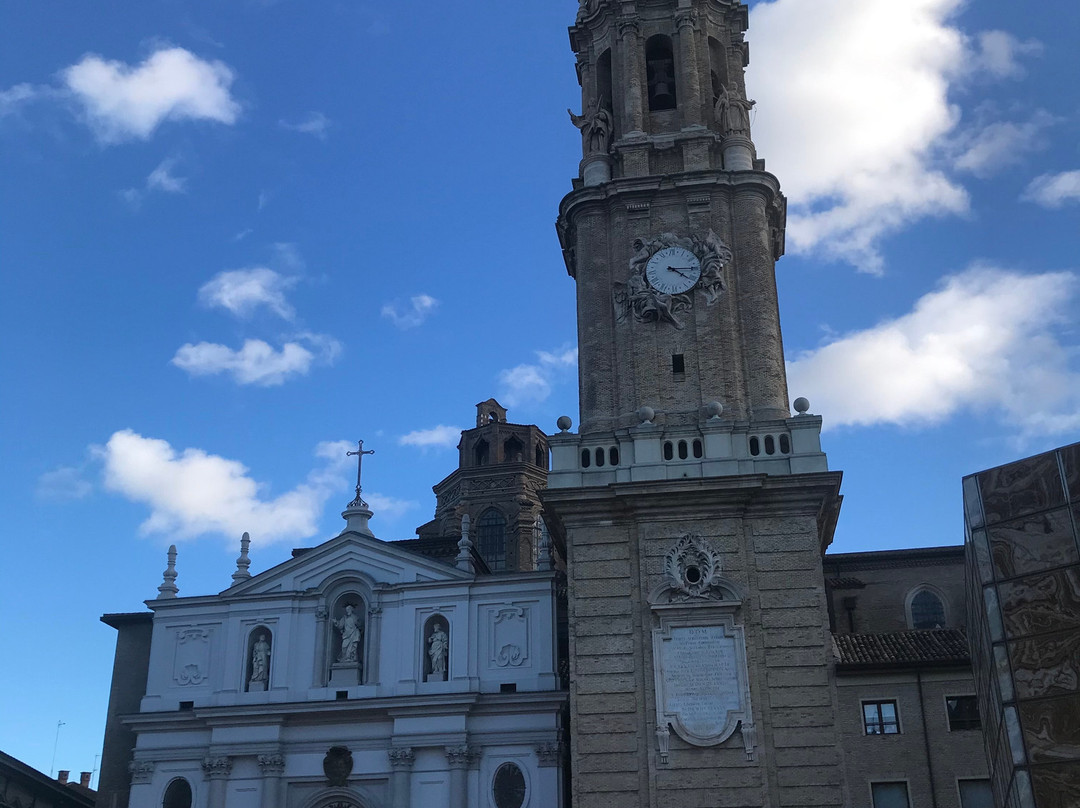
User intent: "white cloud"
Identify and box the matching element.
[198,268,298,320]
[786,266,1080,438]
[364,493,419,520]
[381,294,439,329]
[497,347,577,409]
[146,157,187,193]
[279,111,330,139]
[0,83,38,117]
[1022,170,1080,209]
[952,111,1056,178]
[99,431,347,543]
[35,466,92,501]
[969,30,1043,79]
[171,334,340,386]
[399,425,464,450]
[61,47,239,142]
[748,0,1041,272]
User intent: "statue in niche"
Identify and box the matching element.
[250,633,270,684]
[334,603,363,664]
[427,622,449,680]
[714,83,755,136]
[568,96,614,155]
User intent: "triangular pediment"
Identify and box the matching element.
[221,530,470,597]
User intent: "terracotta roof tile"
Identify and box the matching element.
[833,629,970,668]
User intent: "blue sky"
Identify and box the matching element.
[1,0,1078,783]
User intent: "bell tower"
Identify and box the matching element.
[544,2,846,806]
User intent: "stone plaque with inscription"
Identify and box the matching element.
[652,615,751,749]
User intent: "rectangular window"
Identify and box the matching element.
[863,700,900,735]
[947,695,981,731]
[958,779,993,808]
[672,354,685,374]
[871,782,911,808]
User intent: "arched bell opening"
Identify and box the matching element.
[646,35,677,111]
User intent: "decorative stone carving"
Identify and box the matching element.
[128,760,154,784]
[569,97,614,155]
[614,232,732,329]
[174,627,211,686]
[427,621,449,680]
[323,746,353,786]
[491,606,529,668]
[444,745,476,767]
[535,741,564,767]
[662,534,724,601]
[334,603,363,663]
[257,753,285,776]
[250,632,270,686]
[157,544,178,599]
[202,756,233,779]
[387,747,415,769]
[231,532,252,584]
[715,84,755,136]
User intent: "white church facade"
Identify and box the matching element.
[102,490,566,808]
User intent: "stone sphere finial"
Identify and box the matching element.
[637,406,655,424]
[556,415,572,432]
[793,397,810,415]
[705,401,724,419]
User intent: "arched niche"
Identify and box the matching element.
[708,36,729,107]
[504,435,524,463]
[596,48,613,125]
[245,626,273,692]
[298,786,376,808]
[327,591,368,686]
[423,614,450,682]
[162,777,193,808]
[906,585,948,630]
[646,35,677,111]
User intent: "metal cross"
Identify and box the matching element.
[346,440,375,507]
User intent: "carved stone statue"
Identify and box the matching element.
[250,633,270,683]
[714,84,755,136]
[334,603,362,664]
[427,623,449,679]
[569,96,614,155]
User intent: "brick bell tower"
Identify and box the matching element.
[543,1,847,805]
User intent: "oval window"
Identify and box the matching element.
[492,762,526,808]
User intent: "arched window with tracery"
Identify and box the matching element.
[908,588,947,630]
[477,508,508,571]
[162,778,192,808]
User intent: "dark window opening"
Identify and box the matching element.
[474,439,489,467]
[958,780,993,808]
[581,449,591,468]
[178,701,194,711]
[609,447,619,466]
[947,695,981,731]
[596,49,613,126]
[749,436,760,456]
[163,778,193,808]
[646,36,677,111]
[535,444,546,468]
[863,701,899,735]
[911,589,946,630]
[493,762,527,808]
[677,440,688,460]
[503,436,524,463]
[595,447,605,467]
[672,354,685,374]
[336,690,348,700]
[779,434,791,454]
[500,682,517,693]
[663,441,674,460]
[477,508,508,571]
[871,782,911,808]
[764,435,775,455]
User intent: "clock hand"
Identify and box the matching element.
[666,266,695,279]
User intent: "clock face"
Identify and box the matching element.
[645,246,701,294]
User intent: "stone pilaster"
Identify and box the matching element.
[202,756,232,808]
[258,753,285,808]
[675,11,703,128]
[445,745,477,808]
[388,747,414,808]
[618,17,644,137]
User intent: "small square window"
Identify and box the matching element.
[178,701,194,711]
[958,779,993,808]
[947,695,981,731]
[863,700,899,735]
[672,354,685,374]
[871,782,910,808]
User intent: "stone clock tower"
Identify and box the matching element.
[543,1,847,806]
